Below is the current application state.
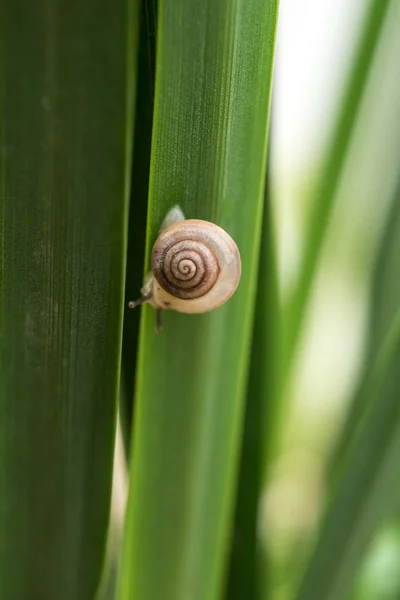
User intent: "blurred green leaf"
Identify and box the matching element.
[226,167,281,600]
[352,523,400,600]
[0,0,138,597]
[283,0,392,376]
[294,183,400,599]
[295,306,400,600]
[331,178,400,479]
[117,1,279,599]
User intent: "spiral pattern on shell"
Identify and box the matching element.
[152,223,221,300]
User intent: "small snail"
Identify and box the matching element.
[129,206,241,331]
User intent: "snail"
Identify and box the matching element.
[129,206,241,331]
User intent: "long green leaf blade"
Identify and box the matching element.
[117,2,279,599]
[294,178,400,599]
[0,0,138,597]
[121,0,157,451]
[283,0,391,375]
[330,177,400,481]
[226,174,281,600]
[294,306,400,600]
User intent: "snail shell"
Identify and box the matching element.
[150,218,241,314]
[129,207,241,325]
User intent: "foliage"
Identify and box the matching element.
[1,1,399,599]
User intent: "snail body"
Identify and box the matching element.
[129,206,241,328]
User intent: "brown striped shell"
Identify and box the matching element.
[150,219,241,314]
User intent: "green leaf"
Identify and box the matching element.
[330,177,400,483]
[283,0,392,376]
[352,523,400,600]
[294,186,400,600]
[0,0,138,597]
[121,0,157,455]
[226,170,281,600]
[117,1,279,599]
[294,306,400,600]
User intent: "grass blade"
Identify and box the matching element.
[226,170,281,600]
[117,1,279,599]
[294,304,400,600]
[294,174,400,599]
[283,0,392,375]
[121,0,158,453]
[330,176,400,482]
[0,0,138,597]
